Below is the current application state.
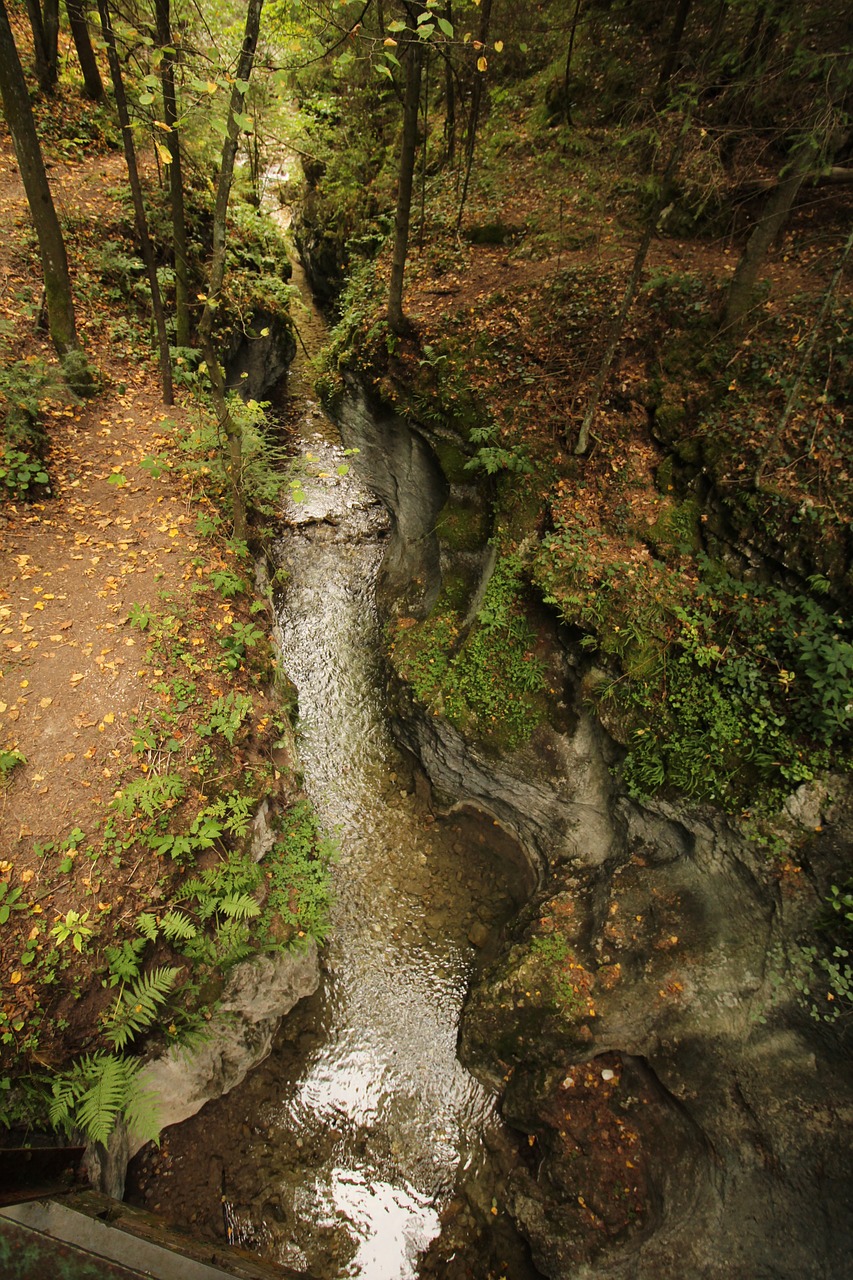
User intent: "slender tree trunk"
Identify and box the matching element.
[455,0,492,232]
[97,0,173,404]
[0,0,78,354]
[23,0,52,92]
[65,0,103,100]
[387,26,423,333]
[198,0,265,544]
[418,47,429,250]
[722,139,818,335]
[444,1,455,162]
[154,0,189,347]
[575,123,689,455]
[654,0,693,109]
[42,0,58,77]
[561,0,583,125]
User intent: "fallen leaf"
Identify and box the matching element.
[39,697,53,709]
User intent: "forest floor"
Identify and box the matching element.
[0,134,287,1083]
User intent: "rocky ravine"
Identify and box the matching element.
[336,386,853,1280]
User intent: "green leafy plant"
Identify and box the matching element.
[111,773,186,820]
[0,748,25,785]
[0,447,50,498]
[208,567,250,598]
[48,1052,160,1146]
[0,881,27,925]
[265,800,336,942]
[197,692,254,745]
[217,620,265,671]
[104,966,181,1050]
[127,602,153,631]
[50,910,94,954]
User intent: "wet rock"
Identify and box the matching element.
[119,943,320,1167]
[468,922,490,949]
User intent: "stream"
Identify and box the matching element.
[128,254,537,1278]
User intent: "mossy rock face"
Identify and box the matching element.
[675,436,702,466]
[432,438,472,485]
[656,455,676,495]
[437,501,491,553]
[654,400,687,441]
[646,497,703,558]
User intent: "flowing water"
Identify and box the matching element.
[130,240,534,1279]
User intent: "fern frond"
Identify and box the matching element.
[218,892,261,920]
[159,910,197,942]
[124,1076,163,1148]
[106,966,181,1050]
[112,773,186,818]
[48,1077,79,1134]
[136,912,159,942]
[74,1053,138,1147]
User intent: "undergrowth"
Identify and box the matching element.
[391,551,547,749]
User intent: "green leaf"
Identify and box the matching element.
[437,16,453,37]
[138,92,155,107]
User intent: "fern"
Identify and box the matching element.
[105,966,181,1050]
[159,909,197,942]
[136,912,158,942]
[104,938,146,984]
[124,1074,164,1147]
[112,773,185,819]
[218,892,261,921]
[49,1053,143,1147]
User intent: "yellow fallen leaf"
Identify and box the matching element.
[0,701,6,713]
[21,869,34,883]
[103,712,115,724]
[10,971,22,984]
[70,673,85,684]
[39,697,53,708]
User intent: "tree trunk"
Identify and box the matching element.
[455,0,492,232]
[387,25,423,333]
[154,0,189,347]
[42,0,58,78]
[444,1,455,162]
[97,0,173,404]
[561,0,583,125]
[22,0,52,92]
[198,0,265,544]
[65,0,103,100]
[0,0,78,354]
[654,0,693,109]
[721,140,818,336]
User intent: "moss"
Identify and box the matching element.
[656,455,675,495]
[646,497,703,557]
[432,438,472,485]
[654,400,686,439]
[436,501,490,553]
